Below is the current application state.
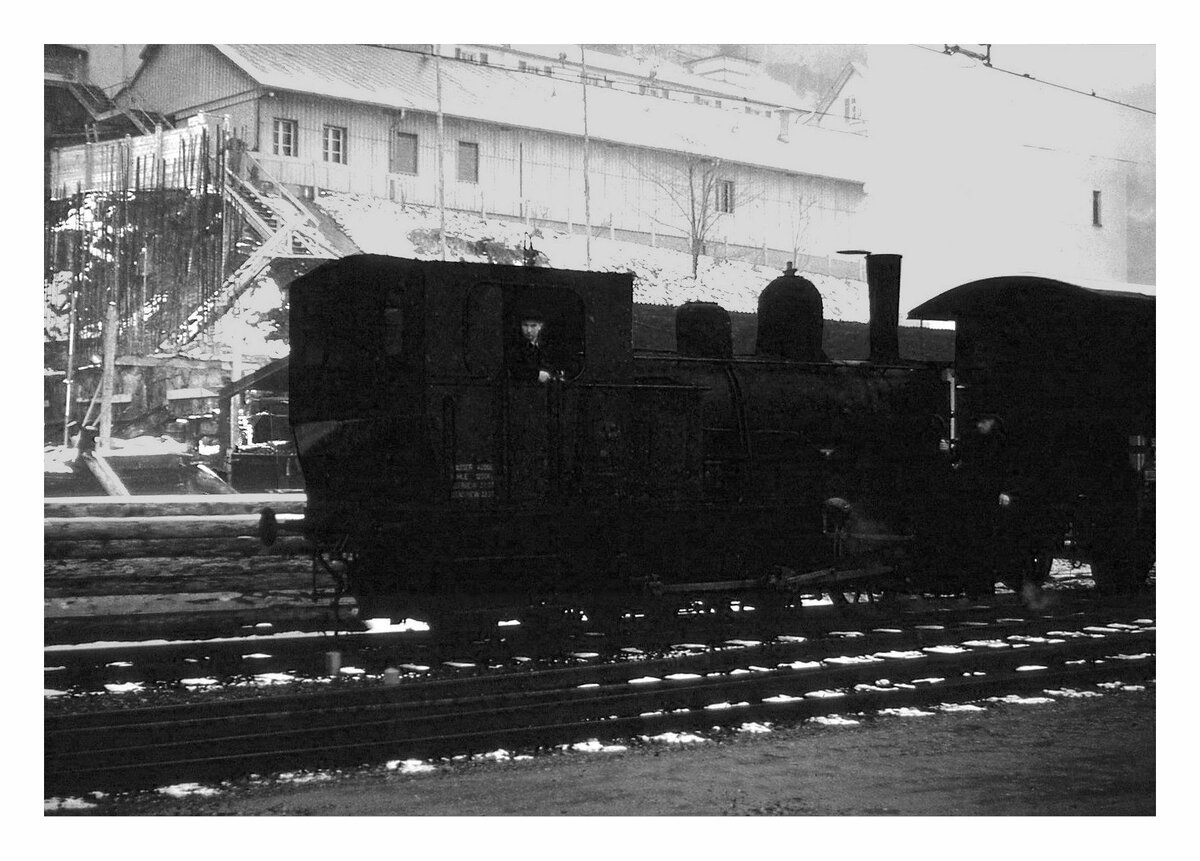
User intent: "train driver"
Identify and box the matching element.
[512,311,561,384]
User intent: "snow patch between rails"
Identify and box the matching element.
[156,782,220,798]
[937,703,987,712]
[388,759,436,774]
[824,655,883,665]
[641,732,707,744]
[45,796,97,811]
[809,714,860,726]
[878,707,936,717]
[1045,689,1103,699]
[738,722,772,733]
[987,694,1056,705]
[476,749,513,761]
[364,618,431,633]
[569,740,628,753]
[180,677,218,688]
[103,682,143,693]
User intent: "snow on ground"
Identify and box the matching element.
[317,194,871,321]
[44,434,190,472]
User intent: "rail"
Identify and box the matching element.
[44,608,1155,795]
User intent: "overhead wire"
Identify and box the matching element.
[911,43,1155,115]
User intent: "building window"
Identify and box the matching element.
[479,52,489,65]
[844,97,860,120]
[518,60,529,72]
[457,141,479,183]
[455,48,476,62]
[716,180,735,214]
[1093,190,1103,226]
[544,65,554,76]
[391,131,418,175]
[272,118,298,157]
[323,125,347,164]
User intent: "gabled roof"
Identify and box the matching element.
[811,61,867,125]
[211,44,866,183]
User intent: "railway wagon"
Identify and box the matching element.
[910,276,1156,593]
[287,254,958,613]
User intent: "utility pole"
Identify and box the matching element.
[62,217,81,445]
[580,46,593,270]
[435,45,447,261]
[98,301,118,448]
[62,274,79,445]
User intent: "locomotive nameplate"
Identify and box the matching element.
[451,461,496,501]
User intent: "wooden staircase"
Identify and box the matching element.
[156,154,343,352]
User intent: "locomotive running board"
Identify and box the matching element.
[650,564,894,594]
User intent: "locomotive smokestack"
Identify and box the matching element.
[865,253,901,364]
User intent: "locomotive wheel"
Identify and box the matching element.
[997,543,1055,595]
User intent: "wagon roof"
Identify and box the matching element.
[908,274,1156,322]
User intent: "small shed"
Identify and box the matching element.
[218,357,300,492]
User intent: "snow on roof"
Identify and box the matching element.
[316,193,870,321]
[493,44,809,110]
[215,44,865,183]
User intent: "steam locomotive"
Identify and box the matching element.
[282,253,1154,615]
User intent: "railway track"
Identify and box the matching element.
[45,601,1154,796]
[41,588,1119,691]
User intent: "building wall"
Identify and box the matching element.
[117,44,261,136]
[250,92,864,255]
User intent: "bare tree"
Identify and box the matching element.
[643,154,726,279]
[631,152,773,277]
[787,194,820,270]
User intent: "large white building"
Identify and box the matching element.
[99,44,867,277]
